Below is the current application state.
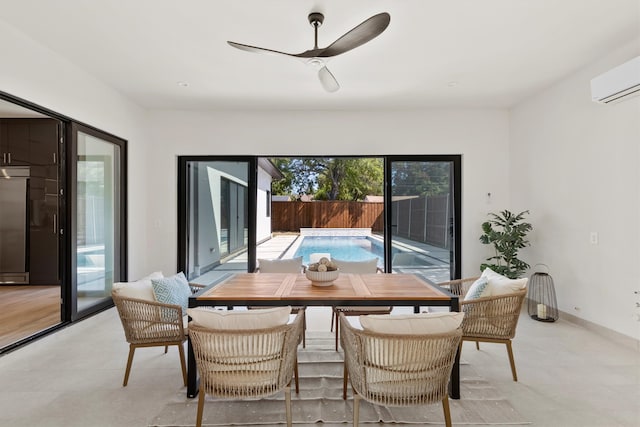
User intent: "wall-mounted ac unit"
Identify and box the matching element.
[590,56,640,104]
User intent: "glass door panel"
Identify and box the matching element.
[75,130,121,314]
[183,160,252,283]
[388,158,460,283]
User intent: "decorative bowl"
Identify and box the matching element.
[305,269,339,287]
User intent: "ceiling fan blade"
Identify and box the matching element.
[318,66,340,92]
[227,41,296,58]
[318,12,390,57]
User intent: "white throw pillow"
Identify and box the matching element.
[333,258,378,274]
[258,257,303,273]
[187,306,292,330]
[490,276,528,295]
[480,266,504,281]
[481,267,528,296]
[359,312,464,335]
[112,271,164,301]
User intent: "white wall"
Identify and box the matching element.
[257,167,273,242]
[510,41,640,340]
[0,20,151,279]
[145,109,511,279]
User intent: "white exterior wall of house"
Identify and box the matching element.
[257,167,274,243]
[510,40,640,341]
[1,18,637,340]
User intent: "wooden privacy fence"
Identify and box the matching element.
[271,195,450,249]
[272,201,384,232]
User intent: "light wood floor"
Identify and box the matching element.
[0,285,60,349]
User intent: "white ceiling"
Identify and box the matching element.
[1,0,639,111]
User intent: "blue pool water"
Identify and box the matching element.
[293,236,399,267]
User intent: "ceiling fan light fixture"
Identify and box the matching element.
[306,57,325,70]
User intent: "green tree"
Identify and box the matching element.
[270,158,295,197]
[269,157,383,201]
[391,161,450,196]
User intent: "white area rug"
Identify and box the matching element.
[150,332,529,426]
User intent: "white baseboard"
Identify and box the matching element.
[560,309,640,352]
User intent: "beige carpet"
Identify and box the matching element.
[150,332,529,426]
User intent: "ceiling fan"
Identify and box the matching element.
[227,12,391,93]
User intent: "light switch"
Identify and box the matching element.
[590,232,598,244]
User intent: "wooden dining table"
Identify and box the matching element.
[187,272,461,398]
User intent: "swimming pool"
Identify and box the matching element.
[293,236,399,267]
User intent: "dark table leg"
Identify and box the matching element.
[449,345,461,399]
[449,295,460,399]
[187,335,199,398]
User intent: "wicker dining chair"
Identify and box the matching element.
[189,312,304,427]
[330,258,391,351]
[439,277,527,381]
[112,282,204,387]
[460,289,527,381]
[339,313,462,427]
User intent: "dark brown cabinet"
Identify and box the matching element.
[0,118,61,285]
[0,118,58,167]
[1,120,30,165]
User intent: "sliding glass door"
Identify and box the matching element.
[385,156,461,282]
[178,155,460,285]
[70,124,126,320]
[178,158,256,283]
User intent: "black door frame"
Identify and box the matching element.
[177,156,258,276]
[68,123,128,321]
[0,91,128,353]
[384,155,462,280]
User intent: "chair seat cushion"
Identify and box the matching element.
[333,258,378,273]
[188,306,292,330]
[360,312,464,335]
[257,257,303,273]
[112,271,163,301]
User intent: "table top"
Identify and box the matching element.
[192,273,456,307]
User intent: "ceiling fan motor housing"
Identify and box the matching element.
[308,12,324,27]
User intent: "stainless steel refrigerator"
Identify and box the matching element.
[0,167,29,283]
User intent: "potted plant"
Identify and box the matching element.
[479,210,532,279]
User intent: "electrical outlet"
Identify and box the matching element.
[590,232,598,244]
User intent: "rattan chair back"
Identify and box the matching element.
[189,312,304,427]
[340,313,462,426]
[461,289,527,341]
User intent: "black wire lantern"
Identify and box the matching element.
[527,264,558,322]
